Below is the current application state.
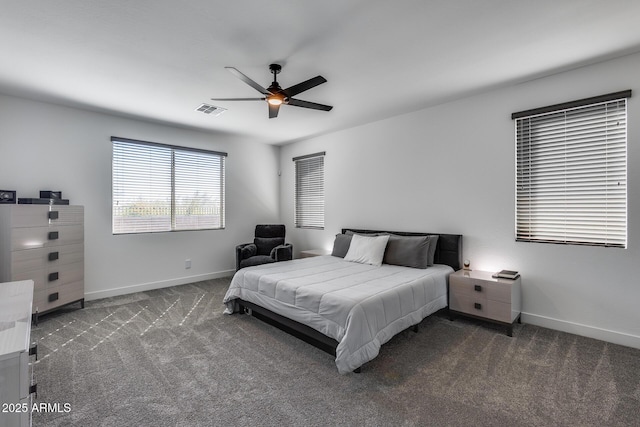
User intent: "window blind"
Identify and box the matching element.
[294,152,325,229]
[112,137,226,234]
[514,92,629,248]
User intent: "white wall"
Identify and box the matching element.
[280,52,640,349]
[0,94,281,299]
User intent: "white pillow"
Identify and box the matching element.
[343,234,390,267]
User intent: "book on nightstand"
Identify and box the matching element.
[492,270,520,280]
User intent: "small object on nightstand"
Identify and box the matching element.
[40,190,62,200]
[492,269,520,279]
[0,190,16,204]
[463,259,471,270]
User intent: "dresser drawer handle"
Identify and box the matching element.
[474,303,482,310]
[48,292,59,302]
[29,344,38,360]
[48,231,59,240]
[49,251,59,261]
[48,272,59,282]
[48,211,59,220]
[30,384,38,398]
[474,284,482,292]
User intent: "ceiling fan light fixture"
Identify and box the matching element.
[267,94,285,106]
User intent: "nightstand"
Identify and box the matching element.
[299,248,331,258]
[448,269,522,336]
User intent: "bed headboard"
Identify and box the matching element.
[341,228,463,271]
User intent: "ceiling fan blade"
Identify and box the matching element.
[225,67,270,95]
[211,98,265,101]
[288,98,333,111]
[281,76,327,98]
[268,103,280,119]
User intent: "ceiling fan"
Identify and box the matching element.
[212,64,333,118]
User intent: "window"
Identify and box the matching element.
[512,90,630,248]
[294,152,325,229]
[112,137,226,234]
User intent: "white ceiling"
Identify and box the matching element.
[2,0,640,145]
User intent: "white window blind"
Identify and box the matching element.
[294,152,325,229]
[112,137,226,234]
[513,91,629,248]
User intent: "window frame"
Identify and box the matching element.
[512,90,630,248]
[111,137,227,235]
[293,151,325,230]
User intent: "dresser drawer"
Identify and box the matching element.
[7,205,84,228]
[449,275,511,303]
[449,292,512,323]
[11,244,84,275]
[10,225,84,250]
[12,261,84,290]
[33,280,84,313]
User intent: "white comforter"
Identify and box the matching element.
[223,256,451,374]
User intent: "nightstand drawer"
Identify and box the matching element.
[449,276,511,303]
[449,293,512,323]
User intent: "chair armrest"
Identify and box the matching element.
[236,243,257,270]
[271,243,293,262]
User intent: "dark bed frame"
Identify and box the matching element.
[236,228,463,370]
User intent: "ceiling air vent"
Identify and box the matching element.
[195,103,227,116]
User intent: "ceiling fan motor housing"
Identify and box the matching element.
[269,63,282,74]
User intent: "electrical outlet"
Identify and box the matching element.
[185,259,191,269]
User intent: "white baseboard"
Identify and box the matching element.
[84,270,235,301]
[522,312,640,350]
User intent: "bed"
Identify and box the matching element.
[223,228,462,374]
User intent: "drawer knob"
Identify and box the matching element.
[29,344,38,360]
[48,211,59,220]
[48,292,59,302]
[48,231,59,240]
[474,284,482,292]
[48,272,59,281]
[474,303,482,310]
[49,251,59,261]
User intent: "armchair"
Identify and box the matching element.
[236,224,293,270]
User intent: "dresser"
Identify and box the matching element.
[0,280,37,427]
[448,269,522,336]
[0,205,84,322]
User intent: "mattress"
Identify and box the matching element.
[223,255,452,374]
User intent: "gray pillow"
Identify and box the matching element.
[331,234,352,258]
[426,235,439,266]
[383,235,430,269]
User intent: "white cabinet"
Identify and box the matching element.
[449,269,522,336]
[0,205,84,322]
[0,280,36,427]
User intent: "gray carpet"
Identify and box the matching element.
[29,277,640,426]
